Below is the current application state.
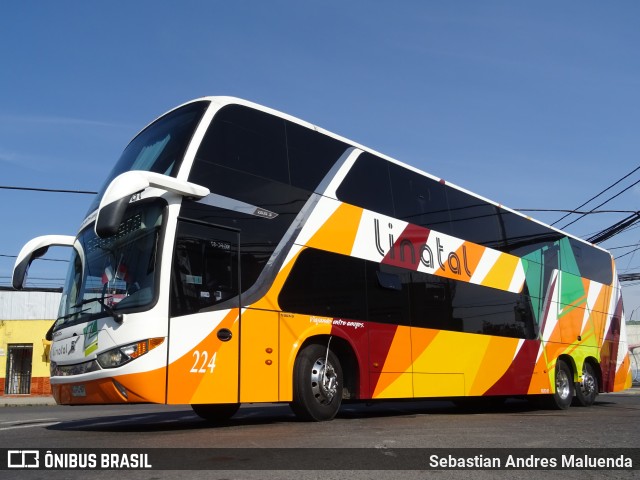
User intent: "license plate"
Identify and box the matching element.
[72,385,86,397]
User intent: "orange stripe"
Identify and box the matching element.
[306,203,363,255]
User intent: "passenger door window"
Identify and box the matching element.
[170,221,240,316]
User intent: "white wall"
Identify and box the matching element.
[0,291,61,320]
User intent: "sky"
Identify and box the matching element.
[1,1,639,319]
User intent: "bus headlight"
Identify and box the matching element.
[96,337,164,369]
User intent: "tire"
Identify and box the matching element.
[290,343,343,421]
[540,359,574,410]
[191,403,240,423]
[573,362,598,407]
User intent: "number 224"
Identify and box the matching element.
[190,350,217,373]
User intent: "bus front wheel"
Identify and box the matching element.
[191,403,240,423]
[290,343,343,421]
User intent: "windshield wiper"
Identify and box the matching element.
[72,296,123,323]
[47,308,91,340]
[56,307,91,322]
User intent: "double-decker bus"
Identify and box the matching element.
[13,97,632,421]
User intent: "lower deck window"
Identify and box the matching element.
[279,248,537,340]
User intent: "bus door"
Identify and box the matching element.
[167,220,241,405]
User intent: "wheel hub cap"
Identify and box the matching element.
[311,358,338,405]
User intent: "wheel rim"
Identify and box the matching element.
[310,357,338,405]
[580,366,596,397]
[556,367,571,400]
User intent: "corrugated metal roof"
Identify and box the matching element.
[0,290,61,320]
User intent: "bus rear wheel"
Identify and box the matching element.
[573,362,598,407]
[541,359,574,410]
[191,403,240,423]
[290,343,343,421]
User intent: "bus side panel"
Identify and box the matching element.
[369,324,413,399]
[600,296,623,392]
[278,313,333,402]
[411,330,541,397]
[240,309,279,402]
[166,309,240,404]
[277,313,370,402]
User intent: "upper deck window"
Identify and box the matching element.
[193,104,349,193]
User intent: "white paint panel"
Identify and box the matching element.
[168,310,234,363]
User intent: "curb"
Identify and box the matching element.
[0,396,58,407]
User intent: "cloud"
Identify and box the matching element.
[0,149,58,173]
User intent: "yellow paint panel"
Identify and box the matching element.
[467,336,519,396]
[414,373,464,397]
[373,373,414,399]
[481,253,520,291]
[412,330,491,375]
[306,203,363,256]
[240,310,279,403]
[371,326,413,397]
[410,328,440,365]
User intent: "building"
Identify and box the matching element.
[0,288,61,397]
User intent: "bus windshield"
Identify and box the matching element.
[86,101,209,215]
[56,200,165,330]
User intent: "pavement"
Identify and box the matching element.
[1,386,639,407]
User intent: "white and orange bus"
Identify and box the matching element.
[13,97,632,421]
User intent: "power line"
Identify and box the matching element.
[619,273,640,282]
[0,185,97,195]
[0,254,69,263]
[515,208,637,215]
[559,176,640,231]
[551,164,640,227]
[586,212,640,244]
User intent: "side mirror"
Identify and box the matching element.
[13,235,75,289]
[95,171,209,238]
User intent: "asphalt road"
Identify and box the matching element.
[1,392,638,480]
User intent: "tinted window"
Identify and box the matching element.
[170,221,239,317]
[410,272,456,331]
[88,101,209,214]
[366,263,411,325]
[285,121,349,192]
[568,238,612,285]
[446,188,503,248]
[388,163,452,233]
[179,172,310,298]
[279,248,536,339]
[196,104,289,184]
[500,210,562,256]
[278,248,366,320]
[450,282,536,339]
[336,152,395,217]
